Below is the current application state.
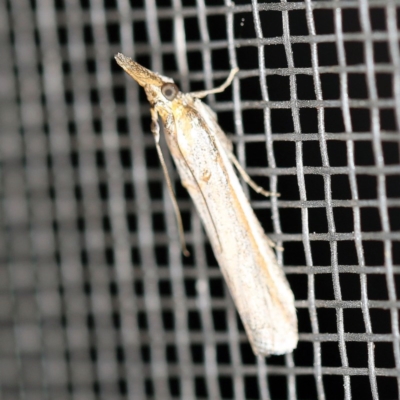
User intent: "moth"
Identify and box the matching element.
[115,53,297,355]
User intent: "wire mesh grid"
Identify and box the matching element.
[1,0,400,399]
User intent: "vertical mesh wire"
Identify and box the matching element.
[1,0,400,399]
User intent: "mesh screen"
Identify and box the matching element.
[1,0,400,399]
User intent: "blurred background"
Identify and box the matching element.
[1,0,400,399]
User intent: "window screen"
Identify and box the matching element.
[1,0,400,399]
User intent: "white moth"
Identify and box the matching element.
[115,53,297,355]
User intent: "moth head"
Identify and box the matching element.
[161,82,179,101]
[114,53,180,104]
[115,53,163,86]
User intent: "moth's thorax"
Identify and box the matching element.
[152,90,194,122]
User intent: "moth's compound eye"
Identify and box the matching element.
[161,83,179,101]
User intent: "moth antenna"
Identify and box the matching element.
[150,108,190,257]
[190,68,239,99]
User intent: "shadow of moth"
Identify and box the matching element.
[115,53,297,356]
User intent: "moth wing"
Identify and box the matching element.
[193,99,234,154]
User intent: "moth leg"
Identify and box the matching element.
[210,121,279,198]
[150,107,190,257]
[190,68,239,99]
[264,234,284,252]
[201,113,277,197]
[227,151,280,198]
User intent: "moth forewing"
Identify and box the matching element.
[115,53,298,355]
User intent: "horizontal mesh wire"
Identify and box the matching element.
[1,0,400,399]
